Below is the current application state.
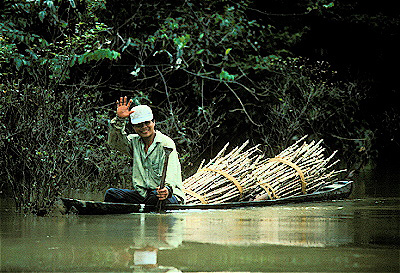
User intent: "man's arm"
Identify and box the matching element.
[108,117,132,156]
[107,97,135,157]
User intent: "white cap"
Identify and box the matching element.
[130,105,154,124]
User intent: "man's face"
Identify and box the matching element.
[133,120,155,138]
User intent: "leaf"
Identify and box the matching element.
[225,48,232,55]
[219,69,236,81]
[46,0,56,13]
[15,58,23,70]
[38,11,46,23]
[130,67,141,77]
[69,0,76,8]
[77,55,85,65]
[323,2,334,8]
[69,56,76,67]
[114,51,121,59]
[75,49,120,65]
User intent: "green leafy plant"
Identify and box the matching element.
[1,0,387,214]
[0,0,122,214]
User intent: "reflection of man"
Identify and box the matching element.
[104,97,185,205]
[109,213,184,271]
[133,246,158,267]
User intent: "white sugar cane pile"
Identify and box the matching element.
[183,136,346,204]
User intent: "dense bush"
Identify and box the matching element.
[101,0,373,168]
[1,0,393,214]
[0,0,125,214]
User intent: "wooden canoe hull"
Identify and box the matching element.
[61,181,353,215]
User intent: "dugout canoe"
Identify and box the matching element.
[60,181,353,215]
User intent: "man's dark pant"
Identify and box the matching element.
[104,188,180,205]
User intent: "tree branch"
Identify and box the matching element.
[224,82,262,127]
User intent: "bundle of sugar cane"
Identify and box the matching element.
[182,140,263,204]
[183,136,346,204]
[244,137,346,201]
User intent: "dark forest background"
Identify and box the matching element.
[1,0,399,214]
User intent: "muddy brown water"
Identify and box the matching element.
[1,197,399,272]
[1,164,399,272]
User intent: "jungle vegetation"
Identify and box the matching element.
[1,0,398,214]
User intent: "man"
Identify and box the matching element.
[104,96,185,205]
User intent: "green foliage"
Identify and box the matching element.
[255,57,372,161]
[108,0,307,166]
[0,0,387,214]
[75,48,120,65]
[0,0,122,214]
[307,0,335,12]
[0,81,130,214]
[219,69,236,81]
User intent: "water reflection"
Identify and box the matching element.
[1,213,184,272]
[182,206,354,247]
[180,199,399,248]
[162,199,399,272]
[1,198,399,272]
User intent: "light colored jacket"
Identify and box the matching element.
[108,117,185,202]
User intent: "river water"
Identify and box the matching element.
[1,168,399,272]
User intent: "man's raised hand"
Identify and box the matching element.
[116,96,135,118]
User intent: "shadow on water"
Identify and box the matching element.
[0,163,399,272]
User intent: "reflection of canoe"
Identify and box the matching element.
[158,239,399,272]
[61,181,353,215]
